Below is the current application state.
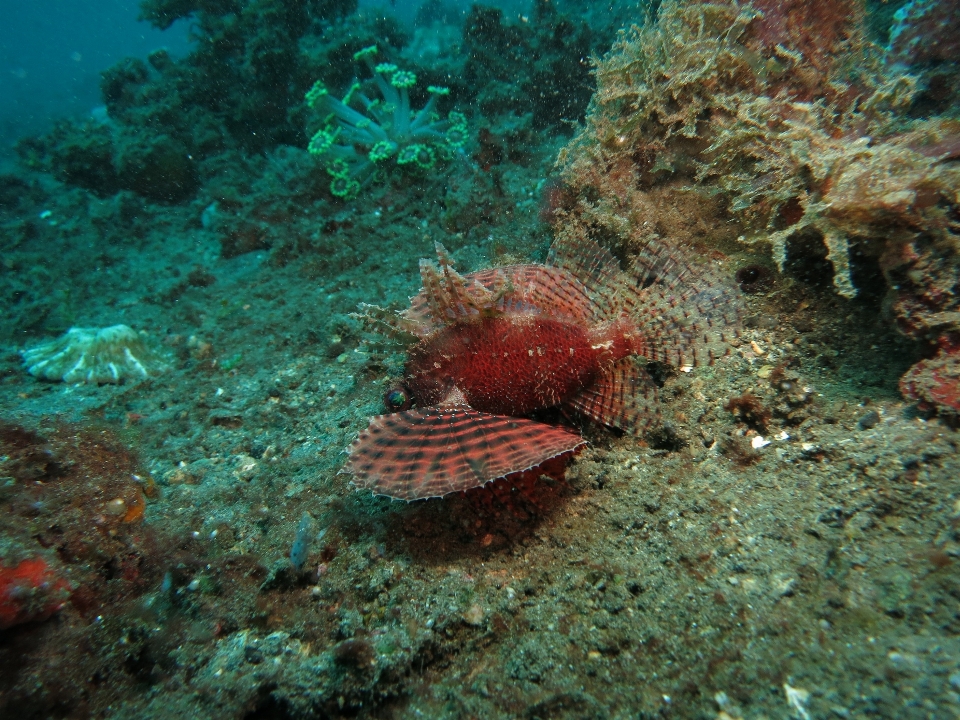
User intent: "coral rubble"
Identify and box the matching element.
[22,325,170,384]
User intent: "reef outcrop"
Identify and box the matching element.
[556,0,959,309]
[553,0,960,418]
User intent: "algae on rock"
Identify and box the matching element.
[557,0,960,305]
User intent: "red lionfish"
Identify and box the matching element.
[345,233,740,500]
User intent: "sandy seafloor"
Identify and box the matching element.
[2,3,960,719]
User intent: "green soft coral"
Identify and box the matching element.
[306,46,469,200]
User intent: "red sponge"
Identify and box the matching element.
[0,558,72,630]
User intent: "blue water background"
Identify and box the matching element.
[0,1,189,165]
[0,0,525,167]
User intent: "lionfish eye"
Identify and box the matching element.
[384,385,412,411]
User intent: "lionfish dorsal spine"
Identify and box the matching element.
[417,243,519,326]
[419,256,450,323]
[352,303,421,341]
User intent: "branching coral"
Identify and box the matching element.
[558,0,960,302]
[305,45,469,199]
[22,325,171,384]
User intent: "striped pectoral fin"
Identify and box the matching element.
[563,358,660,435]
[346,405,586,501]
[625,238,742,368]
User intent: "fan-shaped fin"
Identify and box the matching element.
[621,239,741,367]
[564,358,660,434]
[346,404,585,500]
[547,228,625,321]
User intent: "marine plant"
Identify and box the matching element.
[305,45,469,199]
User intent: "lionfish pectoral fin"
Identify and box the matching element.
[346,404,586,501]
[563,358,661,435]
[624,238,742,367]
[546,230,625,321]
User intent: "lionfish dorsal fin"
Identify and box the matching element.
[346,405,586,500]
[547,229,625,321]
[418,243,513,326]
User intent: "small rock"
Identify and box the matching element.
[857,410,880,430]
[462,604,485,626]
[772,573,796,597]
[244,644,263,664]
[887,650,922,674]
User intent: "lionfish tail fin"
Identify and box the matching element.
[624,239,742,367]
[347,404,585,501]
[564,358,660,435]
